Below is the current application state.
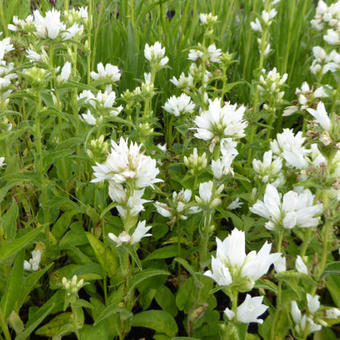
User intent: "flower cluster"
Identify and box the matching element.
[24,250,42,271]
[250,0,280,56]
[193,98,247,152]
[251,184,323,230]
[252,150,283,187]
[284,82,329,116]
[108,220,152,247]
[154,189,200,223]
[311,0,340,45]
[204,228,280,291]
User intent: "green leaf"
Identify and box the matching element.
[275,271,317,287]
[16,303,56,340]
[43,149,74,172]
[59,222,88,248]
[326,275,340,308]
[80,324,109,340]
[0,251,24,319]
[0,226,44,263]
[8,311,24,334]
[35,312,73,337]
[52,210,79,239]
[176,277,195,313]
[131,310,178,337]
[86,232,106,268]
[129,269,170,294]
[255,279,278,294]
[17,263,53,311]
[94,304,132,326]
[322,261,340,278]
[2,200,18,240]
[144,245,178,261]
[155,286,177,316]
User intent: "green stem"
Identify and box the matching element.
[87,0,94,84]
[199,211,212,271]
[270,230,284,340]
[300,229,312,257]
[92,0,105,72]
[64,0,69,11]
[0,2,8,37]
[71,304,81,340]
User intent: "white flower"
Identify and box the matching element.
[205,256,232,286]
[306,294,320,314]
[270,129,309,169]
[57,61,71,82]
[62,275,85,295]
[273,255,286,273]
[108,231,131,247]
[108,221,152,246]
[250,18,262,32]
[205,228,280,289]
[196,181,224,209]
[81,110,97,125]
[199,13,218,25]
[154,189,199,220]
[90,63,121,82]
[0,37,14,61]
[8,15,34,32]
[291,300,322,336]
[207,44,222,63]
[235,295,268,324]
[211,153,237,178]
[24,250,41,271]
[130,220,152,244]
[92,137,162,188]
[193,98,247,152]
[33,9,65,40]
[188,49,203,61]
[170,72,193,89]
[307,102,332,131]
[324,29,339,45]
[163,94,195,116]
[250,184,323,230]
[224,307,235,321]
[0,157,5,168]
[108,183,150,218]
[261,9,277,24]
[212,138,238,178]
[295,256,308,274]
[184,148,208,174]
[26,49,42,62]
[253,150,282,185]
[144,42,169,67]
[227,198,243,210]
[325,308,340,319]
[291,301,302,325]
[188,44,221,63]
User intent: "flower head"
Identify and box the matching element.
[163,93,195,116]
[270,129,309,169]
[90,62,121,82]
[225,295,268,324]
[92,137,162,189]
[108,220,152,246]
[205,228,280,290]
[144,42,169,68]
[193,98,247,152]
[24,250,41,271]
[250,184,323,230]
